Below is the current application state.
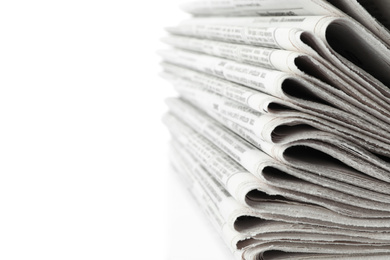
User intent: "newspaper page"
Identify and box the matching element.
[165,98,390,201]
[164,111,390,227]
[166,15,390,99]
[181,0,390,48]
[162,35,390,117]
[169,141,390,260]
[166,82,390,172]
[162,111,269,204]
[161,62,390,125]
[162,1,390,259]
[327,0,390,46]
[181,0,343,17]
[169,119,390,218]
[170,127,390,259]
[167,109,390,258]
[167,96,390,184]
[161,69,390,158]
[158,49,390,143]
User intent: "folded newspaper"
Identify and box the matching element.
[161,1,390,259]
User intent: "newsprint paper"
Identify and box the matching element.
[161,0,390,259]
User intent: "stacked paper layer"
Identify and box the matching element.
[160,1,390,259]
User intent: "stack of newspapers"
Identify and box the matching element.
[160,1,390,259]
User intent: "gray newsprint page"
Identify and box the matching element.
[161,0,390,259]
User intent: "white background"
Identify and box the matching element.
[0,0,234,259]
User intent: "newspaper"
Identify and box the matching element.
[164,112,390,225]
[169,141,390,259]
[166,115,390,259]
[181,0,390,46]
[180,0,343,17]
[158,49,390,135]
[163,75,390,169]
[164,82,390,176]
[158,57,390,156]
[165,15,390,100]
[165,97,390,198]
[161,35,390,117]
[160,63,390,157]
[164,99,390,218]
[325,0,390,46]
[162,1,390,259]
